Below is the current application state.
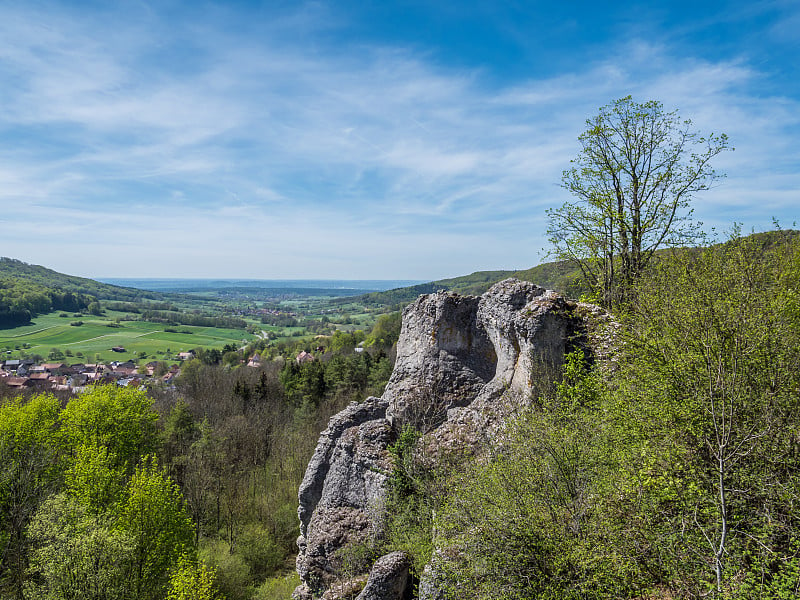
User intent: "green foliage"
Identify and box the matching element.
[548,96,730,307]
[252,572,302,600]
[0,273,95,326]
[383,425,442,578]
[364,311,402,348]
[200,539,253,600]
[735,538,800,599]
[141,308,248,330]
[327,329,363,353]
[64,442,126,512]
[617,231,800,594]
[366,355,394,396]
[433,352,638,600]
[115,455,196,600]
[387,425,421,501]
[0,394,63,461]
[61,386,159,471]
[237,523,285,581]
[166,553,221,600]
[26,493,136,600]
[0,394,64,595]
[280,349,387,407]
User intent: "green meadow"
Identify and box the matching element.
[0,313,255,363]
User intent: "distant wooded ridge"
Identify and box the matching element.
[98,277,424,293]
[3,229,797,327]
[356,229,800,308]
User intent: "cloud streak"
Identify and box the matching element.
[0,2,797,279]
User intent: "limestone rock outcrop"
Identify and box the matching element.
[293,279,603,599]
[355,551,412,600]
[294,397,393,598]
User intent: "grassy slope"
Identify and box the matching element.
[0,313,251,362]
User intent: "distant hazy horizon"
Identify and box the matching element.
[98,278,426,293]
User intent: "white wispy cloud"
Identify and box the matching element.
[0,2,797,278]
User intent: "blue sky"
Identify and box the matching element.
[0,0,798,280]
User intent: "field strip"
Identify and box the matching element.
[60,330,161,346]
[61,334,118,346]
[3,326,58,338]
[8,324,251,355]
[134,330,160,338]
[21,333,119,351]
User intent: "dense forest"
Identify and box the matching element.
[0,259,163,303]
[0,278,94,327]
[0,314,401,600]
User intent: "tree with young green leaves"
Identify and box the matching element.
[26,493,136,600]
[0,394,64,597]
[61,386,159,472]
[548,96,730,306]
[166,553,220,600]
[115,456,196,600]
[63,442,126,513]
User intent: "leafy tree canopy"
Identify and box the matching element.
[548,96,731,306]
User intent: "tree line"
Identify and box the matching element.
[0,279,94,327]
[140,310,248,330]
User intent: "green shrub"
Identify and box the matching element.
[238,523,284,580]
[252,571,301,600]
[199,539,251,600]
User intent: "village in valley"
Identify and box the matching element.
[0,343,330,394]
[1,351,185,393]
[0,349,271,393]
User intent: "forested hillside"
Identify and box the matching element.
[377,231,800,599]
[0,258,163,302]
[356,263,581,308]
[0,278,94,327]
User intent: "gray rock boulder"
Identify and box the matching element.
[355,551,412,600]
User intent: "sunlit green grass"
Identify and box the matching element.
[0,312,255,363]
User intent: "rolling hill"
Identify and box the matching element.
[0,258,166,327]
[0,258,163,302]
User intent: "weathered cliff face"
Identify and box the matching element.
[293,279,600,600]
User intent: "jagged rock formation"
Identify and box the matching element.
[296,398,393,595]
[293,279,605,600]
